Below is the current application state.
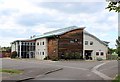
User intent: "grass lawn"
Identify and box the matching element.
[112,75,120,82]
[0,69,23,74]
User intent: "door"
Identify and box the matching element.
[85,50,93,60]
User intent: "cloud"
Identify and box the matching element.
[36,2,105,14]
[0,1,118,48]
[16,13,58,26]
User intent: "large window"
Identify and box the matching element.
[85,41,88,45]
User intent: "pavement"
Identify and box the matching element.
[1,58,118,81]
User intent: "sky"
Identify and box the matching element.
[0,0,118,48]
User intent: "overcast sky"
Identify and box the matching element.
[0,0,118,48]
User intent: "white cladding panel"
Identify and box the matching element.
[11,42,19,53]
[35,38,48,60]
[84,34,108,60]
[11,43,16,52]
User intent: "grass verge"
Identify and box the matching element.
[0,69,23,74]
[112,75,120,82]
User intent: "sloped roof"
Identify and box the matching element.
[11,26,109,47]
[34,26,85,39]
[84,31,109,46]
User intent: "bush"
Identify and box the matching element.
[44,56,50,60]
[118,57,120,60]
[11,51,17,58]
[107,55,118,60]
[51,57,59,61]
[97,57,103,61]
[64,52,69,60]
[74,52,82,59]
[64,52,82,60]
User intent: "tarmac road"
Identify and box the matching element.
[1,58,118,81]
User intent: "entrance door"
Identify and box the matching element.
[29,51,35,58]
[85,50,93,60]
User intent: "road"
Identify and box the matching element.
[1,58,118,81]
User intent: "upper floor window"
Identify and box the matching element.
[75,39,78,42]
[101,52,104,56]
[37,42,39,45]
[96,52,99,56]
[42,52,44,55]
[43,42,44,45]
[34,43,35,45]
[90,41,93,45]
[85,41,88,45]
[70,40,74,43]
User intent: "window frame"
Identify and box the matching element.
[85,41,88,45]
[100,52,104,56]
[37,42,39,45]
[90,41,93,45]
[96,52,99,56]
[42,52,44,55]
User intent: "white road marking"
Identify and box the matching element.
[42,63,89,71]
[91,61,113,80]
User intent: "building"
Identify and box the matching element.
[35,26,84,60]
[11,39,35,58]
[83,31,109,60]
[11,26,109,60]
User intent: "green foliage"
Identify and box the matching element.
[116,37,120,57]
[0,69,22,74]
[1,47,11,52]
[51,57,59,61]
[106,1,120,12]
[112,75,120,82]
[118,57,120,60]
[108,48,117,54]
[44,56,50,60]
[107,55,118,60]
[96,57,103,61]
[11,51,17,58]
[64,52,82,60]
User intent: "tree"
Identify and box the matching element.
[108,48,116,54]
[11,51,17,58]
[106,0,120,12]
[116,36,120,56]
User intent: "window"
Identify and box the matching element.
[34,43,35,45]
[96,52,99,56]
[37,42,39,45]
[42,52,44,55]
[75,39,78,42]
[43,42,44,45]
[90,41,93,45]
[101,52,104,56]
[70,40,74,43]
[85,41,88,45]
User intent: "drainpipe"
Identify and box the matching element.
[19,41,22,58]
